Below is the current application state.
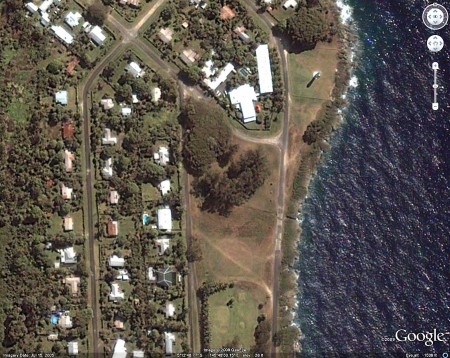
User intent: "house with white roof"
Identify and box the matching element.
[51,26,74,45]
[102,128,117,145]
[256,44,273,94]
[101,98,114,110]
[156,236,170,255]
[152,87,161,103]
[88,26,107,46]
[59,312,73,329]
[204,63,235,91]
[64,216,74,231]
[112,339,127,358]
[25,2,39,13]
[164,332,176,355]
[63,276,80,296]
[148,267,156,281]
[202,58,217,79]
[116,269,129,281]
[109,282,125,301]
[61,184,73,200]
[68,341,78,355]
[64,150,74,172]
[110,190,119,205]
[39,0,54,13]
[157,207,172,232]
[40,12,50,26]
[60,247,77,264]
[102,158,113,178]
[127,62,144,77]
[158,179,171,196]
[283,0,298,9]
[132,94,139,103]
[121,106,132,116]
[165,302,175,318]
[132,351,145,358]
[55,90,68,105]
[228,84,258,123]
[109,255,125,267]
[65,11,82,28]
[154,147,169,166]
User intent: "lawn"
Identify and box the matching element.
[209,286,259,349]
[7,100,29,124]
[142,183,160,202]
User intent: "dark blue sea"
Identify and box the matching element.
[296,1,450,356]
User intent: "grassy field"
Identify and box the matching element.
[209,285,260,349]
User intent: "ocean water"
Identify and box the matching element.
[296,1,450,356]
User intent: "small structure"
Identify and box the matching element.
[116,269,129,281]
[228,84,258,123]
[157,207,172,232]
[154,146,170,166]
[60,247,77,264]
[65,11,82,28]
[133,351,145,358]
[51,26,74,45]
[202,59,216,79]
[47,333,59,341]
[63,216,74,231]
[132,94,139,104]
[112,339,127,358]
[25,2,39,13]
[102,128,117,145]
[88,26,107,46]
[107,219,119,237]
[39,0,54,12]
[158,27,174,44]
[40,12,51,26]
[234,26,250,42]
[164,332,176,355]
[148,267,156,281]
[152,87,161,103]
[64,150,74,172]
[61,184,73,200]
[101,98,114,110]
[127,61,145,77]
[256,44,273,94]
[156,267,176,288]
[109,190,120,205]
[109,254,125,267]
[62,121,74,139]
[165,302,175,318]
[155,236,171,255]
[102,158,113,178]
[220,5,236,20]
[158,179,171,196]
[181,21,189,29]
[66,58,79,75]
[180,48,199,65]
[59,312,73,329]
[114,318,125,330]
[283,0,298,9]
[110,282,125,301]
[55,90,68,105]
[63,276,80,296]
[68,341,78,355]
[121,107,132,116]
[204,63,234,91]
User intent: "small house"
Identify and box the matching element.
[64,215,74,231]
[61,184,73,200]
[109,283,125,301]
[68,341,78,355]
[101,98,114,110]
[114,318,124,330]
[153,146,170,166]
[60,247,77,264]
[133,351,145,358]
[109,190,120,205]
[64,150,75,172]
[107,219,119,237]
[62,121,74,139]
[112,339,127,358]
[164,332,176,356]
[158,27,174,44]
[25,2,39,13]
[127,61,144,78]
[102,158,113,178]
[109,254,125,267]
[283,0,298,9]
[55,90,68,105]
[220,5,236,20]
[88,26,106,46]
[155,236,170,255]
[156,267,176,288]
[116,269,129,281]
[51,26,74,45]
[121,107,132,116]
[63,276,80,296]
[102,128,117,145]
[180,48,199,65]
[152,87,161,103]
[157,207,172,232]
[158,179,171,196]
[65,11,82,28]
[165,302,175,318]
[148,267,156,281]
[59,312,73,329]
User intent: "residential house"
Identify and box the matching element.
[157,207,172,232]
[155,236,170,255]
[164,332,176,355]
[156,267,176,288]
[101,98,114,110]
[61,184,73,200]
[132,94,139,103]
[59,312,73,329]
[25,2,39,13]
[64,150,74,172]
[152,87,161,103]
[127,62,144,77]
[102,128,117,145]
[47,333,59,341]
[148,267,156,282]
[165,302,175,318]
[39,0,54,12]
[228,84,258,123]
[180,48,199,65]
[234,26,250,42]
[202,59,216,79]
[154,146,170,166]
[66,58,79,75]
[63,276,80,296]
[220,5,236,20]
[62,121,74,139]
[112,339,127,358]
[55,90,68,105]
[51,26,74,45]
[182,21,189,29]
[116,269,129,281]
[283,0,298,9]
[158,179,171,196]
[109,190,120,205]
[256,44,273,94]
[204,63,234,91]
[60,247,77,264]
[68,341,78,355]
[107,219,119,237]
[109,254,125,267]
[64,215,74,231]
[40,12,50,26]
[158,27,174,44]
[65,11,82,28]
[102,158,113,178]
[133,351,145,358]
[109,282,125,301]
[121,106,132,116]
[88,26,107,46]
[114,317,125,330]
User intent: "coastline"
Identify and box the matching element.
[277,0,357,354]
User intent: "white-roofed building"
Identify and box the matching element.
[202,59,217,79]
[256,44,273,94]
[68,341,78,355]
[112,339,127,358]
[59,312,73,329]
[110,190,119,205]
[109,283,125,301]
[55,90,68,105]
[283,0,298,9]
[116,269,129,281]
[153,147,169,166]
[65,11,82,28]
[155,237,170,255]
[127,61,144,77]
[88,26,106,46]
[121,107,132,116]
[148,267,156,281]
[152,87,161,103]
[102,158,113,178]
[164,332,176,356]
[101,98,114,110]
[157,207,172,232]
[109,255,125,267]
[132,94,139,103]
[132,351,145,358]
[158,179,171,196]
[228,84,258,123]
[204,63,234,91]
[64,216,74,231]
[61,184,73,200]
[64,149,74,172]
[165,302,175,318]
[25,2,39,13]
[40,12,50,26]
[102,128,117,145]
[39,0,54,12]
[51,26,74,45]
[60,247,77,264]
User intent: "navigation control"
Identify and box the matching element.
[432,62,439,110]
[423,3,448,30]
[427,35,444,52]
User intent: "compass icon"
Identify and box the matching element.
[427,35,444,52]
[423,3,448,30]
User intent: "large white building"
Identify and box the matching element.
[60,247,77,264]
[102,158,113,178]
[112,339,127,358]
[204,63,234,91]
[165,332,176,355]
[127,62,145,77]
[228,84,258,123]
[51,25,74,45]
[102,128,117,145]
[256,44,273,94]
[157,207,172,232]
[88,26,107,46]
[109,283,125,301]
[65,11,82,28]
[109,255,125,267]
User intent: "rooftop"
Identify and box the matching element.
[256,44,273,94]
